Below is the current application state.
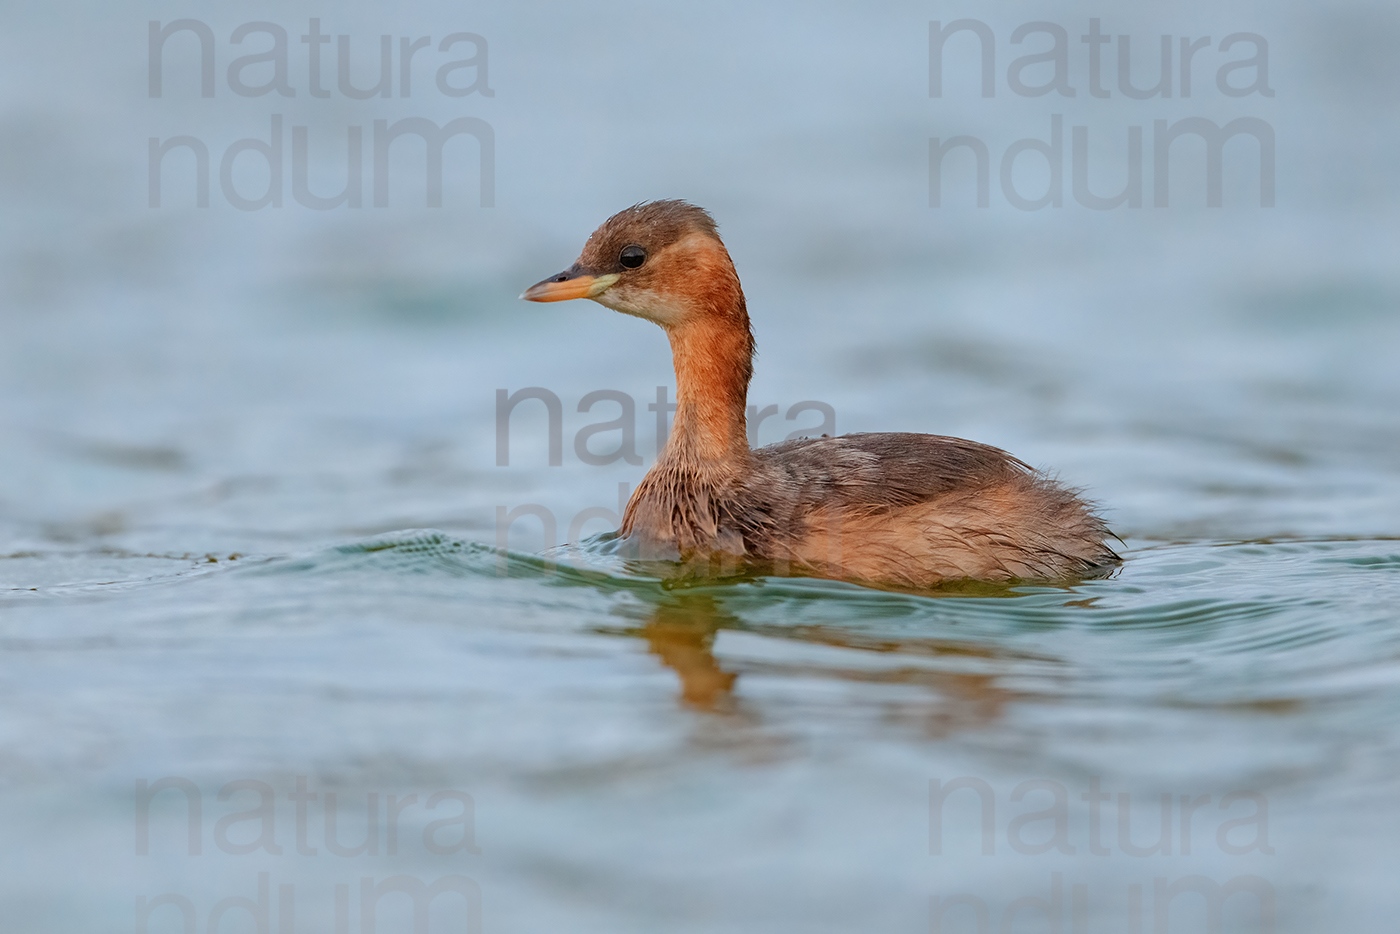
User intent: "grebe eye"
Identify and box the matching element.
[619,245,646,269]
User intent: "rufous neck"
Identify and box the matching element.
[664,314,753,467]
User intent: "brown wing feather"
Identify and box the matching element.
[744,432,1118,583]
[754,432,1032,509]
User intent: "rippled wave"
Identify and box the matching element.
[10,529,1391,712]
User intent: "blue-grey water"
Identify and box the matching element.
[2,2,1398,932]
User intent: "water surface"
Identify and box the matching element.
[2,1,1398,931]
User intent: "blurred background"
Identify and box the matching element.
[1,1,1397,932]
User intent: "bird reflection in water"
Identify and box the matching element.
[637,594,738,712]
[615,586,1031,737]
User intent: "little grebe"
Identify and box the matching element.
[522,201,1119,586]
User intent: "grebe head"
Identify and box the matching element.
[521,200,746,329]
